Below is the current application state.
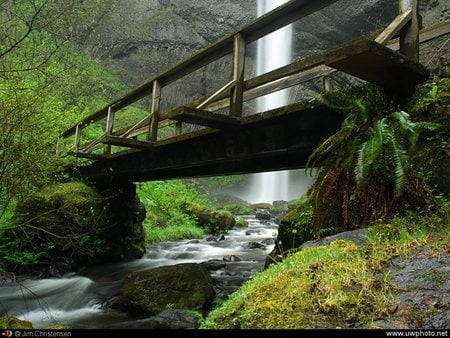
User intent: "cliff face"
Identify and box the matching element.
[78,0,448,108]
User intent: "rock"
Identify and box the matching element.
[245,242,266,249]
[236,219,249,227]
[217,234,226,241]
[48,257,75,278]
[188,240,200,244]
[186,202,235,233]
[298,229,368,250]
[11,182,146,271]
[115,263,215,316]
[245,229,261,236]
[255,209,271,221]
[0,316,33,329]
[250,203,273,210]
[223,255,241,262]
[272,200,289,213]
[145,309,198,329]
[201,259,226,271]
[261,238,275,245]
[206,235,217,242]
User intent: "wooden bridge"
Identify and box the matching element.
[59,0,447,184]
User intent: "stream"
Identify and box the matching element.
[0,215,278,329]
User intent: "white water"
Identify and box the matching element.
[0,216,277,329]
[247,0,294,204]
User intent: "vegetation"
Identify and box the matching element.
[305,80,443,236]
[201,211,448,329]
[138,180,235,243]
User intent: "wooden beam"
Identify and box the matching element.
[176,122,182,136]
[399,0,419,61]
[103,135,155,150]
[160,106,240,130]
[74,125,82,152]
[74,152,105,160]
[205,65,335,112]
[196,80,236,110]
[230,33,246,118]
[387,19,450,50]
[148,80,161,142]
[104,106,115,155]
[375,10,412,44]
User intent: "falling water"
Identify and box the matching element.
[248,0,293,204]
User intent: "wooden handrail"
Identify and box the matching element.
[60,0,339,138]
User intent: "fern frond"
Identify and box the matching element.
[386,129,408,194]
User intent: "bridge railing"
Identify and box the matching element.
[58,0,421,160]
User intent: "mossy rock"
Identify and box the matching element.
[0,316,33,329]
[266,198,313,266]
[185,202,235,233]
[116,263,215,315]
[46,325,74,329]
[236,219,249,228]
[10,181,145,270]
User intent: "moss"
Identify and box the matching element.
[235,219,248,228]
[185,202,235,233]
[266,197,313,265]
[46,325,73,329]
[118,263,215,315]
[202,213,448,329]
[0,316,34,329]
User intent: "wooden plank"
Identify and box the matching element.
[104,107,115,155]
[148,80,161,142]
[103,135,155,150]
[387,19,450,50]
[160,106,240,130]
[230,33,246,118]
[399,0,419,61]
[176,122,182,136]
[327,39,429,95]
[74,125,82,151]
[196,80,236,110]
[73,152,105,160]
[375,10,412,44]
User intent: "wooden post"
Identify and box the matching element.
[148,80,161,142]
[74,125,81,152]
[104,106,115,155]
[230,33,245,118]
[323,76,334,92]
[176,122,182,136]
[399,0,419,62]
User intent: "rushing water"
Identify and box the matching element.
[0,216,277,329]
[246,0,294,204]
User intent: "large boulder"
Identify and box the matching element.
[0,316,33,329]
[116,263,215,316]
[185,202,235,233]
[11,181,146,272]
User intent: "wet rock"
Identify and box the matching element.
[188,240,200,244]
[145,309,198,329]
[223,255,241,262]
[245,242,266,249]
[245,229,261,236]
[48,257,74,278]
[261,238,275,245]
[206,234,225,242]
[115,263,215,316]
[255,209,271,221]
[250,203,273,210]
[298,229,368,250]
[201,259,226,271]
[186,202,235,232]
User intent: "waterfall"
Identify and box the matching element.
[247,0,293,204]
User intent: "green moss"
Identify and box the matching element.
[235,219,248,228]
[201,213,448,329]
[185,202,235,233]
[46,325,73,329]
[0,316,34,329]
[222,204,253,215]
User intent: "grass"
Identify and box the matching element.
[200,211,449,329]
[144,222,204,243]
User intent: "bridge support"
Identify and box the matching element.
[399,0,419,62]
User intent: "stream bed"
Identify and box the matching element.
[0,215,278,329]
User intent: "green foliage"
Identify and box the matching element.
[201,212,448,329]
[0,316,34,329]
[137,180,210,243]
[305,83,440,232]
[222,204,253,215]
